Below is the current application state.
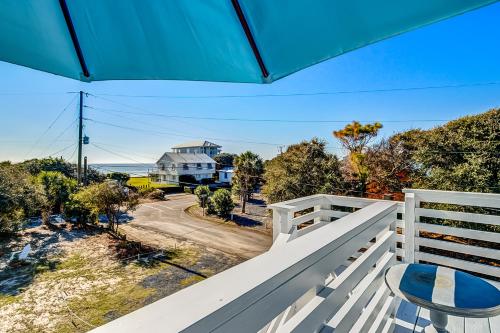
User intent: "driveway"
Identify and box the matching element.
[124,194,272,259]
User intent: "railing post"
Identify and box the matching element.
[272,207,293,241]
[314,199,331,223]
[404,192,416,263]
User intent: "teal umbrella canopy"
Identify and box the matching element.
[0,0,497,83]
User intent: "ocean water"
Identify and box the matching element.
[90,164,155,177]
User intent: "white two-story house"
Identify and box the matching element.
[171,141,221,158]
[155,152,216,184]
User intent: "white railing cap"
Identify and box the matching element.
[268,194,326,209]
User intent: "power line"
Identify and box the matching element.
[92,141,159,161]
[91,143,153,164]
[66,144,79,162]
[86,107,191,136]
[38,118,78,158]
[0,91,75,96]
[47,143,76,157]
[86,118,285,146]
[24,95,78,158]
[87,81,500,99]
[87,104,255,140]
[87,105,452,124]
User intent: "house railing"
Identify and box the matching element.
[403,189,500,279]
[91,189,499,332]
[270,194,405,260]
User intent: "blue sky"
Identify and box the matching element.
[1,3,499,163]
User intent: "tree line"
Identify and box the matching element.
[206,108,498,207]
[262,108,499,203]
[2,108,497,235]
[0,157,138,236]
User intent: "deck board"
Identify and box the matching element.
[490,315,500,333]
[465,317,490,332]
[394,300,498,333]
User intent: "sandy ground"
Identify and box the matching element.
[0,194,272,332]
[0,227,241,333]
[121,194,272,259]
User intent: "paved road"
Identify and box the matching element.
[125,194,272,259]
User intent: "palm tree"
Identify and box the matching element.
[233,151,263,213]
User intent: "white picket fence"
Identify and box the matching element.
[91,189,500,333]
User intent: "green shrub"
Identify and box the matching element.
[107,172,130,185]
[211,189,235,218]
[206,198,216,215]
[194,185,211,208]
[0,164,47,235]
[147,189,165,200]
[138,187,153,196]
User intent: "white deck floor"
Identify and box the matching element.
[394,300,500,333]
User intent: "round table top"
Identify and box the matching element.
[385,263,500,317]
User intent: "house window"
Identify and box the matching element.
[196,163,202,169]
[171,163,176,170]
[160,163,165,171]
[180,148,187,153]
[223,172,227,179]
[207,163,212,169]
[183,163,189,170]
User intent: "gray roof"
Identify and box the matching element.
[157,152,216,164]
[171,140,221,149]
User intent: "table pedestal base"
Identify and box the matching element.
[424,310,448,333]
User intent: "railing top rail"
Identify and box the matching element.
[92,201,397,333]
[403,188,500,197]
[268,193,400,212]
[268,194,325,209]
[403,188,500,208]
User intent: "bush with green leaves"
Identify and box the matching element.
[36,171,77,214]
[147,189,165,200]
[194,185,211,208]
[206,198,216,215]
[107,172,130,185]
[263,139,344,203]
[211,189,235,218]
[19,157,74,178]
[0,163,46,234]
[67,181,139,232]
[137,187,165,200]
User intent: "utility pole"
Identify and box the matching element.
[77,91,83,184]
[83,156,88,186]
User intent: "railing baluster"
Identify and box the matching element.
[404,193,416,263]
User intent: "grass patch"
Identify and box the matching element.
[36,253,99,282]
[127,177,177,189]
[54,284,155,332]
[0,294,19,307]
[171,247,200,267]
[58,254,87,270]
[179,275,205,287]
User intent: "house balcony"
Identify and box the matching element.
[92,189,500,333]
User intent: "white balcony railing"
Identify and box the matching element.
[91,189,500,333]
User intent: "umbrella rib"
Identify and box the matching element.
[58,0,90,78]
[231,0,269,79]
